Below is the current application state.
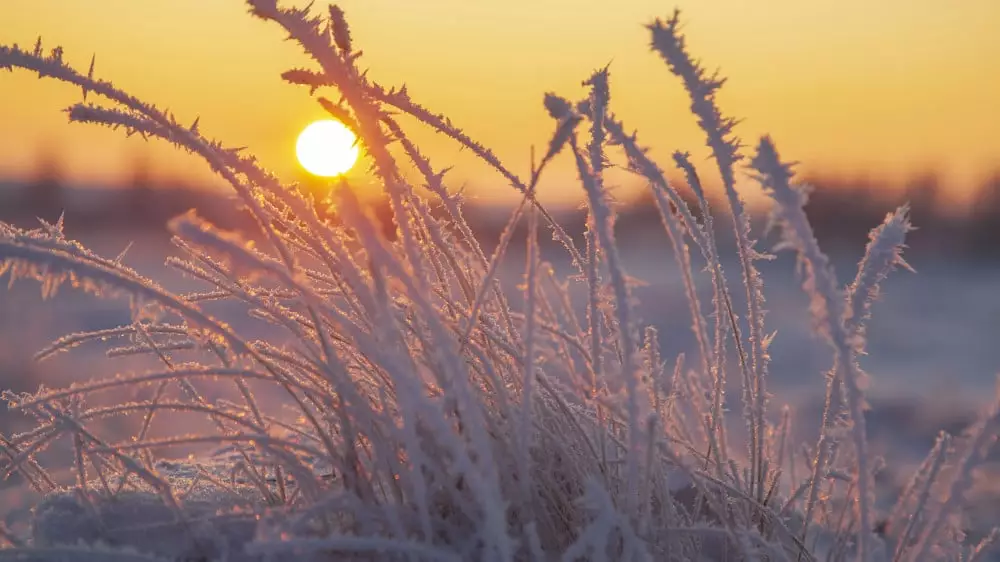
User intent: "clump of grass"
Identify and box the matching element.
[0,3,997,561]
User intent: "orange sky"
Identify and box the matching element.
[1,0,998,207]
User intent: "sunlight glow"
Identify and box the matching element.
[295,119,359,177]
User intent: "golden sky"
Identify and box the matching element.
[1,0,998,206]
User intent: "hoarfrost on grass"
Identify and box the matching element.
[0,2,997,561]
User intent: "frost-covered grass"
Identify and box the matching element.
[1,2,998,561]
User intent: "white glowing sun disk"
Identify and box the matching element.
[296,119,360,177]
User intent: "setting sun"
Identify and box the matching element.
[295,119,359,177]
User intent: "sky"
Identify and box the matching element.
[0,0,998,207]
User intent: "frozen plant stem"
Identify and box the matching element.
[581,66,646,519]
[752,136,874,561]
[649,11,771,503]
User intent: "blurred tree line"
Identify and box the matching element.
[2,156,1000,262]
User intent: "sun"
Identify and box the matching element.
[295,119,360,177]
